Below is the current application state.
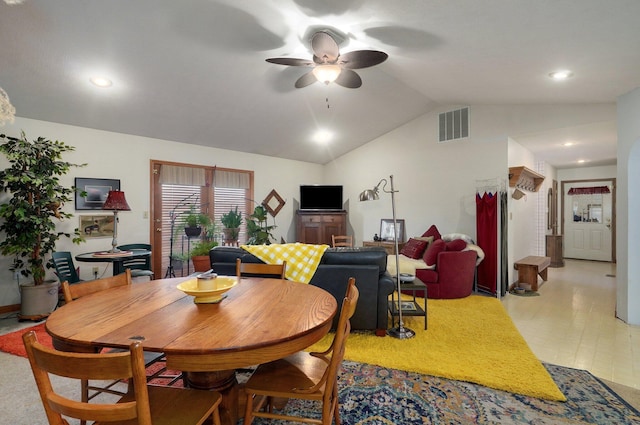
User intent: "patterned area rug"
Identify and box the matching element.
[2,326,639,424]
[249,360,640,424]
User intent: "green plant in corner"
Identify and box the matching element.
[0,132,86,286]
[246,205,276,245]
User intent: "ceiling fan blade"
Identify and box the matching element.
[266,57,315,67]
[334,69,362,88]
[311,31,339,63]
[338,50,388,69]
[295,71,318,88]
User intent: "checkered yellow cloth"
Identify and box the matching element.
[240,243,329,284]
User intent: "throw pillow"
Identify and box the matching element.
[412,235,434,247]
[445,239,467,251]
[400,238,429,259]
[423,238,446,266]
[421,224,441,241]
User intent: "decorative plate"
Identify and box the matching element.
[176,276,237,303]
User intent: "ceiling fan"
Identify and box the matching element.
[266,30,388,89]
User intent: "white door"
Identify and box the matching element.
[563,180,613,261]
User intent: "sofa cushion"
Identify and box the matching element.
[423,239,446,266]
[400,238,429,259]
[321,247,388,276]
[445,239,467,251]
[421,224,441,240]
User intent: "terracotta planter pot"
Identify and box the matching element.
[191,255,211,272]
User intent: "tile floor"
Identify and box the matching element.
[502,258,640,389]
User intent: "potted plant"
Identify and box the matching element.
[0,132,85,320]
[183,207,210,238]
[220,207,242,245]
[190,221,218,272]
[190,240,219,272]
[246,205,276,245]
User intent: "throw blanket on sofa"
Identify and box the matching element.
[240,243,329,284]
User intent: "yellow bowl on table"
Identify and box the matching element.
[177,276,237,303]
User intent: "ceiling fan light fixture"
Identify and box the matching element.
[312,64,342,85]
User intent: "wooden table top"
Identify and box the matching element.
[46,276,337,372]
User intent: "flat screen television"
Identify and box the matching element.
[299,185,343,211]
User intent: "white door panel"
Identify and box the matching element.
[564,180,612,262]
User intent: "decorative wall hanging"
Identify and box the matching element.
[75,178,120,210]
[79,214,114,239]
[262,189,286,217]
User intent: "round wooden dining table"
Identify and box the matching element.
[46,276,337,425]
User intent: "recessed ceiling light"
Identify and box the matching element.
[549,70,573,80]
[313,129,333,144]
[90,77,113,88]
[577,159,586,164]
[563,142,575,147]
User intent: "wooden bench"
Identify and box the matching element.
[513,256,551,291]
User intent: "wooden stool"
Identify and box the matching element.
[513,256,551,291]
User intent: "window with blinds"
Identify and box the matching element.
[153,162,253,277]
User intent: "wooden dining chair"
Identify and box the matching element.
[61,269,175,410]
[22,331,221,425]
[331,235,353,248]
[243,277,359,425]
[236,258,287,279]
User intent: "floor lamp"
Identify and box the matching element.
[360,175,415,339]
[102,190,131,253]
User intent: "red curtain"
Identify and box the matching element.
[476,192,497,294]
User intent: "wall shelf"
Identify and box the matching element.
[508,166,545,192]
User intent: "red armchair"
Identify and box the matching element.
[414,250,478,299]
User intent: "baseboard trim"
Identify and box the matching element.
[0,304,20,315]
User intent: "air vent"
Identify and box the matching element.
[438,107,469,142]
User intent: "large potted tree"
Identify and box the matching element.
[0,132,85,320]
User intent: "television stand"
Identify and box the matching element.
[295,210,347,245]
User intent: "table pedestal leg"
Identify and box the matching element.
[184,370,238,425]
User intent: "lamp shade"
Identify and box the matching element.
[359,189,379,201]
[102,190,131,211]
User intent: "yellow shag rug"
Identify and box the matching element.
[308,294,566,401]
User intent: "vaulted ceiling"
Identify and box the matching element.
[1,0,639,167]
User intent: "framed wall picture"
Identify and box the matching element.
[380,219,405,243]
[79,214,114,238]
[75,178,120,210]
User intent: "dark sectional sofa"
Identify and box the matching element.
[209,246,395,334]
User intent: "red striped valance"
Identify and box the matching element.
[567,186,610,195]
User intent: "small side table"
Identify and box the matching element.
[389,277,427,330]
[363,240,407,255]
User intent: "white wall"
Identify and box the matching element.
[0,117,324,307]
[507,138,540,285]
[324,105,507,247]
[617,87,640,325]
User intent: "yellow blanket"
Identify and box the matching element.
[240,243,329,283]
